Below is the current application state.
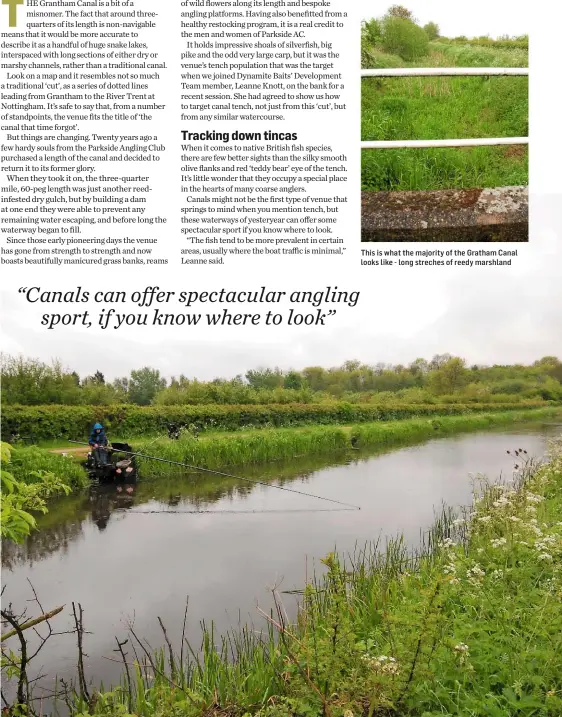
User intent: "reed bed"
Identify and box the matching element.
[136,426,350,475]
[136,408,561,477]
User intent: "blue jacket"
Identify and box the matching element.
[89,423,108,446]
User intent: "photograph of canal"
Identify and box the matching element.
[2,352,562,715]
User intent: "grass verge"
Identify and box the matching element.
[135,408,562,476]
[361,42,528,191]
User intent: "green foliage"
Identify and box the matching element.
[381,16,429,60]
[128,367,167,406]
[3,354,560,408]
[423,21,439,40]
[1,443,72,543]
[361,36,529,191]
[1,402,551,441]
[9,445,87,489]
[74,441,562,717]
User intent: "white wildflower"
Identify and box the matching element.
[478,516,492,523]
[538,553,553,562]
[454,643,470,653]
[510,516,522,523]
[439,538,456,549]
[491,537,508,548]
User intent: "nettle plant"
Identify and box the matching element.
[1,442,71,543]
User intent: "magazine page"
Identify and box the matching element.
[1,0,562,714]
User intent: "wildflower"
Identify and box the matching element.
[452,518,465,527]
[466,564,485,585]
[518,541,530,547]
[439,538,456,549]
[525,492,544,504]
[538,553,553,562]
[510,516,522,523]
[491,569,504,580]
[454,643,469,653]
[493,496,511,509]
[443,563,457,575]
[491,537,507,548]
[453,643,470,665]
[364,655,400,676]
[478,515,492,523]
[448,577,460,585]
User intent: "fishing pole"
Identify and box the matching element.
[69,440,361,511]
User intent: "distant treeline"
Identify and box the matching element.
[1,354,561,408]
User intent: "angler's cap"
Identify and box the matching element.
[94,422,104,430]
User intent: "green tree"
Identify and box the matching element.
[128,367,167,405]
[362,18,382,46]
[423,21,439,40]
[245,367,284,390]
[429,357,469,394]
[381,16,429,60]
[283,371,303,390]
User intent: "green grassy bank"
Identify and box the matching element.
[135,408,562,476]
[3,401,548,442]
[68,438,562,717]
[361,42,528,191]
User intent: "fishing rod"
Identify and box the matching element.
[69,441,361,511]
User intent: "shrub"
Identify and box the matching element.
[1,402,552,441]
[381,16,429,60]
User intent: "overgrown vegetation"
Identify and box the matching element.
[132,409,559,473]
[2,354,560,408]
[6,437,559,716]
[361,7,528,191]
[2,402,552,442]
[0,443,72,543]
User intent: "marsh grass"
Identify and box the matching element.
[70,438,562,717]
[361,42,528,191]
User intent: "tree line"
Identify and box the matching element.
[1,354,561,407]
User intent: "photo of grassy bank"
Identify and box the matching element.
[2,353,561,715]
[360,5,528,241]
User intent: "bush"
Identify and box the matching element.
[1,402,552,441]
[381,16,429,60]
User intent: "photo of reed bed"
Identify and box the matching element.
[361,16,528,191]
[60,439,562,717]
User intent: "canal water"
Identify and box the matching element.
[1,425,558,700]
